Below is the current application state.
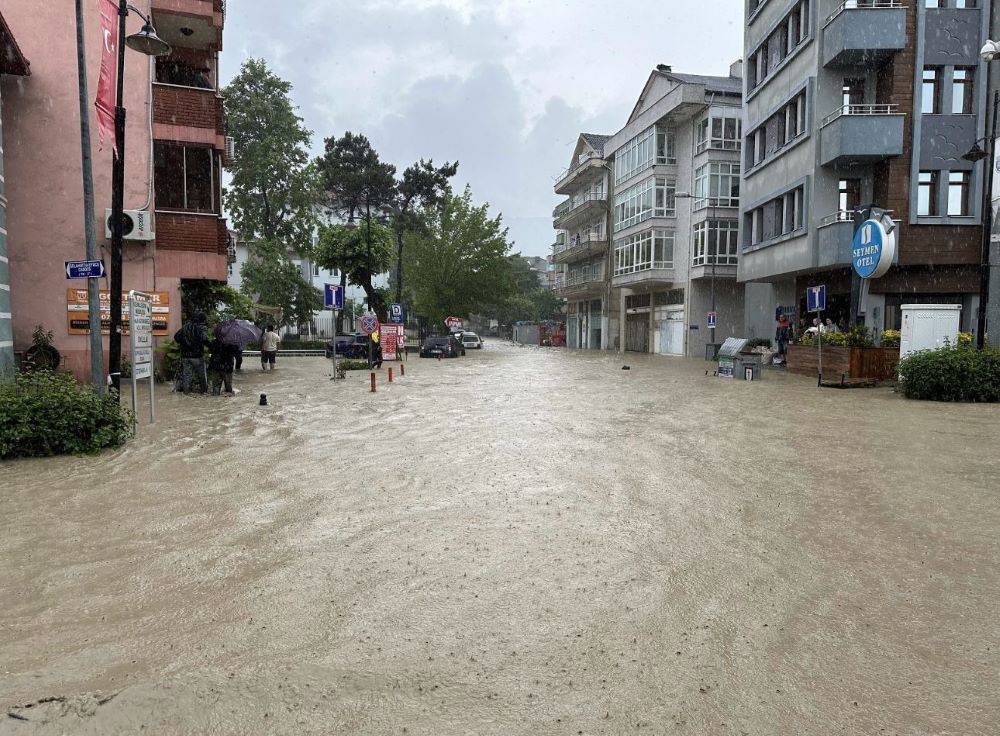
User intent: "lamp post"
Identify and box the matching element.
[107,3,170,395]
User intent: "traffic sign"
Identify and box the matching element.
[807,285,826,313]
[389,302,405,323]
[65,260,106,279]
[324,283,344,310]
[360,312,380,336]
[707,311,718,329]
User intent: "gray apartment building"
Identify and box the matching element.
[740,0,995,341]
[0,11,29,373]
[552,63,745,357]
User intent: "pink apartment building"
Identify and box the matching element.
[1,0,228,379]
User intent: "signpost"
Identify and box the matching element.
[381,323,405,361]
[65,259,106,279]
[128,291,154,430]
[360,312,380,370]
[707,311,718,329]
[325,284,344,380]
[389,302,405,324]
[808,284,827,380]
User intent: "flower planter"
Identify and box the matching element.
[786,345,900,381]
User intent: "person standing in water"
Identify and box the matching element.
[260,325,280,372]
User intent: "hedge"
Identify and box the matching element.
[898,346,1000,402]
[0,371,134,459]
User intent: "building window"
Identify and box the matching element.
[697,114,742,153]
[748,1,811,92]
[947,171,971,216]
[952,68,975,114]
[917,170,940,216]
[743,183,806,248]
[693,220,740,266]
[614,178,654,231]
[745,89,807,171]
[694,162,741,208]
[842,78,865,108]
[926,1,979,7]
[154,142,217,213]
[614,229,674,276]
[922,67,942,114]
[615,127,655,184]
[838,179,861,213]
[656,127,676,164]
[654,178,676,217]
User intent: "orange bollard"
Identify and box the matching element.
[388,367,393,383]
[400,363,405,377]
[370,371,376,393]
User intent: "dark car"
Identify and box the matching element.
[420,335,463,358]
[325,334,369,359]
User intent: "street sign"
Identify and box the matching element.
[707,311,718,328]
[324,283,344,310]
[389,302,405,324]
[852,217,896,279]
[445,316,464,332]
[128,291,155,429]
[807,285,827,313]
[65,259,106,279]
[360,312,380,336]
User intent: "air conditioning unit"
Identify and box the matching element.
[105,209,155,242]
[223,136,236,165]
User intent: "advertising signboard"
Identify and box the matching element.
[381,323,404,360]
[67,289,170,335]
[128,291,155,427]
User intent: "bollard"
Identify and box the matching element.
[259,393,268,406]
[370,372,376,393]
[388,367,393,383]
[400,363,405,377]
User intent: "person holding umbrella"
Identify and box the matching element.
[213,319,262,390]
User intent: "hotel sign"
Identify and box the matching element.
[66,289,170,336]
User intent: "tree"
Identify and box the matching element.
[404,188,514,329]
[180,282,257,325]
[240,240,322,328]
[314,221,395,321]
[317,133,457,308]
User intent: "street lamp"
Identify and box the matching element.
[962,89,998,351]
[981,40,1000,62]
[107,3,170,396]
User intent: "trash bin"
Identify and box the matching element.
[716,338,763,380]
[735,353,762,381]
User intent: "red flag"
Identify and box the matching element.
[95,0,119,153]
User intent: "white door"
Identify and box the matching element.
[660,318,683,355]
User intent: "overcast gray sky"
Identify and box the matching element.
[220,0,743,257]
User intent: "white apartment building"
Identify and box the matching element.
[553,63,745,357]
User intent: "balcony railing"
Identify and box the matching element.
[553,199,572,218]
[821,103,899,127]
[825,0,904,27]
[692,253,739,267]
[555,152,603,184]
[563,267,605,287]
[153,83,225,136]
[614,260,674,277]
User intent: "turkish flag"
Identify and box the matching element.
[95,0,119,153]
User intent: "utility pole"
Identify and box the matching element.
[107,0,129,396]
[74,0,106,391]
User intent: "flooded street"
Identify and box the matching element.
[2,343,999,735]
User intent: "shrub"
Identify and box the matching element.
[881,329,901,348]
[338,359,371,371]
[0,371,134,459]
[156,338,182,380]
[899,346,1000,402]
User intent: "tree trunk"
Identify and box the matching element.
[395,229,405,304]
[362,274,388,323]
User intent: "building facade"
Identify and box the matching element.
[740,0,993,342]
[2,0,227,379]
[552,64,745,357]
[0,11,29,374]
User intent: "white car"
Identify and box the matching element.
[461,332,483,349]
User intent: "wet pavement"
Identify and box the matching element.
[2,342,999,735]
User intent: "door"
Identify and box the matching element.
[659,318,684,355]
[625,313,649,352]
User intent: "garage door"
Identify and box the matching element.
[625,313,649,353]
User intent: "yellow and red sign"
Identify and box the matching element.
[66,289,171,336]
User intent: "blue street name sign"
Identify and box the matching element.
[389,302,405,324]
[707,311,718,328]
[324,283,344,310]
[65,260,106,279]
[807,284,826,313]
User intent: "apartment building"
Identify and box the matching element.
[607,64,745,357]
[0,11,29,374]
[740,0,994,341]
[552,133,613,349]
[1,0,227,379]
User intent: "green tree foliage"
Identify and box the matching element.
[404,188,514,329]
[314,221,395,320]
[180,282,256,325]
[240,240,323,328]
[495,255,563,323]
[222,58,318,252]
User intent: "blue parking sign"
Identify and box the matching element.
[389,302,405,324]
[807,285,826,313]
[324,283,344,309]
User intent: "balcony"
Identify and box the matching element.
[612,261,676,289]
[556,267,606,298]
[552,232,609,264]
[553,192,608,229]
[153,83,225,148]
[820,104,904,168]
[151,1,224,49]
[554,154,606,196]
[822,1,906,68]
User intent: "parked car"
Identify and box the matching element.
[460,331,483,350]
[420,335,463,358]
[325,334,369,359]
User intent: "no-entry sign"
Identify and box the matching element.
[360,312,380,336]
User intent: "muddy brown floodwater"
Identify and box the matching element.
[1,343,999,735]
